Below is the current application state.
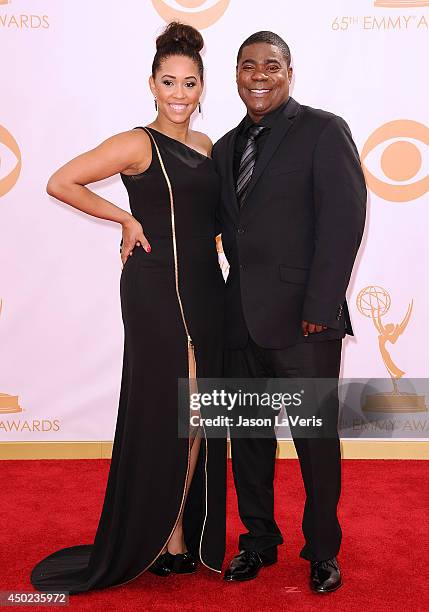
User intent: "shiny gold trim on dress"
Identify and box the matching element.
[144,128,198,417]
[106,440,193,590]
[102,127,204,590]
[109,128,219,587]
[143,128,218,572]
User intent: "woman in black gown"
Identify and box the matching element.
[30,22,226,594]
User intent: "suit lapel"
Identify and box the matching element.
[240,97,301,208]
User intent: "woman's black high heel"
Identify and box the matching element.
[148,552,175,576]
[148,551,197,576]
[171,552,197,574]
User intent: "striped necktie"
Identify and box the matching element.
[236,125,266,206]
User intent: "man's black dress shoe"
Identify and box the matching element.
[224,550,277,582]
[148,551,197,577]
[310,556,342,593]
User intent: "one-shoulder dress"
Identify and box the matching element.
[30,126,226,594]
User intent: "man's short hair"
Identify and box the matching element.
[237,31,291,67]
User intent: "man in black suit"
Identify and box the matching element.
[212,31,366,593]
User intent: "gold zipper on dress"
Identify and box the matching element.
[144,128,218,573]
[104,126,223,592]
[107,128,204,590]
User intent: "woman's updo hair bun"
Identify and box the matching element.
[156,21,204,53]
[152,22,204,80]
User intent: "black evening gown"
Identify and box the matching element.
[30,127,226,594]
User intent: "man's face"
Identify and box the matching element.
[236,42,292,122]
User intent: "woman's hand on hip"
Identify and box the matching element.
[120,217,151,266]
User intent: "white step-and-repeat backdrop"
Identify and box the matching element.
[1,0,428,441]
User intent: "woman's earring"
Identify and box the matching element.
[198,102,202,114]
[154,98,158,111]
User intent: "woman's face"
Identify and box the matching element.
[150,55,203,124]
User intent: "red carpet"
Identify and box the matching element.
[1,458,427,611]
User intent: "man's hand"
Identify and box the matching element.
[301,320,328,337]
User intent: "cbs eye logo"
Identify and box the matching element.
[361,120,429,202]
[151,0,230,29]
[0,125,21,198]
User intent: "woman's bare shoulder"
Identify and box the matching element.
[111,127,151,148]
[108,128,152,175]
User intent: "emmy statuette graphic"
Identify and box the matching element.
[356,286,426,412]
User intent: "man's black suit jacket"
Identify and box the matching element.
[212,97,367,349]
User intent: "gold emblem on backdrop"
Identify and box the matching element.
[0,393,21,413]
[0,125,21,197]
[151,0,230,29]
[361,120,429,202]
[356,286,426,412]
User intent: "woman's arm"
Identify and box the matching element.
[47,129,152,264]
